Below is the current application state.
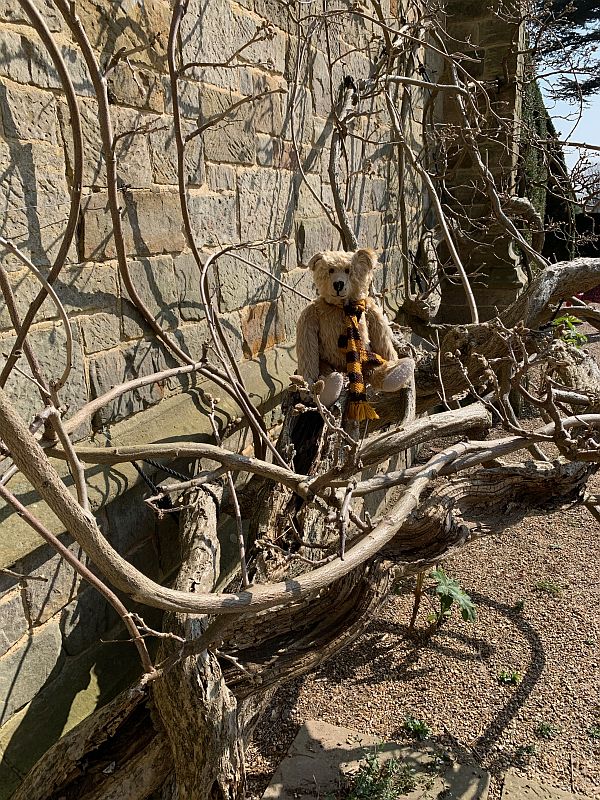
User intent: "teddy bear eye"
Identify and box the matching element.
[344,268,349,274]
[328,268,334,274]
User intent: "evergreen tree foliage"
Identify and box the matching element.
[535,1,600,99]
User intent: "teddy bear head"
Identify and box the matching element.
[306,248,377,307]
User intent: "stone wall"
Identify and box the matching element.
[437,0,527,323]
[0,0,421,434]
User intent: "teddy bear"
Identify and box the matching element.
[295,248,414,420]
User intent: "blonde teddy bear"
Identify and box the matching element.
[296,248,414,420]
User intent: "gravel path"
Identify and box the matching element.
[246,327,600,800]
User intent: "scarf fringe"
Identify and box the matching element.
[346,400,379,421]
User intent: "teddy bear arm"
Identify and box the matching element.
[366,300,397,362]
[296,304,321,384]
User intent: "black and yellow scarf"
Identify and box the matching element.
[338,300,386,421]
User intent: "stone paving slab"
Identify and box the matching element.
[262,720,490,799]
[502,770,593,800]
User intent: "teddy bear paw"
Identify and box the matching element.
[377,358,415,392]
[318,372,345,406]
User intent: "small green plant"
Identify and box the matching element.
[428,568,477,626]
[587,725,600,741]
[344,750,417,800]
[403,715,432,740]
[534,578,563,598]
[551,314,588,347]
[498,669,522,685]
[513,599,525,612]
[535,721,559,740]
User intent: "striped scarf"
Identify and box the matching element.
[339,300,386,421]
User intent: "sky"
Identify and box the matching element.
[542,93,600,171]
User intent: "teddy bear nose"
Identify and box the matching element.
[333,280,344,293]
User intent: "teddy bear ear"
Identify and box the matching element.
[306,253,323,271]
[352,248,377,270]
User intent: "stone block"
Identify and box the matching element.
[501,770,591,800]
[112,107,156,190]
[280,267,314,340]
[0,324,89,435]
[295,172,325,219]
[75,0,168,71]
[187,190,238,248]
[240,300,285,358]
[80,189,186,260]
[11,142,73,271]
[444,20,480,44]
[444,0,496,19]
[262,721,490,800]
[179,0,242,89]
[482,44,519,81]
[163,77,200,120]
[234,12,286,73]
[253,0,295,34]
[0,262,119,331]
[24,35,92,95]
[252,73,285,135]
[295,216,338,265]
[20,542,85,628]
[278,139,304,172]
[309,49,332,118]
[366,178,389,213]
[213,311,244,363]
[202,117,255,166]
[169,320,211,386]
[57,97,103,187]
[216,246,281,313]
[238,167,294,240]
[281,85,312,144]
[174,250,208,321]
[206,163,235,192]
[148,117,204,186]
[79,311,122,354]
[0,590,28,659]
[89,339,167,427]
[355,212,384,249]
[256,133,276,167]
[273,237,298,274]
[107,61,165,113]
[238,67,254,98]
[0,619,63,723]
[0,30,30,84]
[103,479,157,555]
[0,625,146,786]
[199,86,256,165]
[58,100,155,189]
[0,0,63,31]
[0,80,57,144]
[60,587,119,657]
[119,255,179,339]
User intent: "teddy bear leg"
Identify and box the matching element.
[319,371,345,406]
[371,358,415,392]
